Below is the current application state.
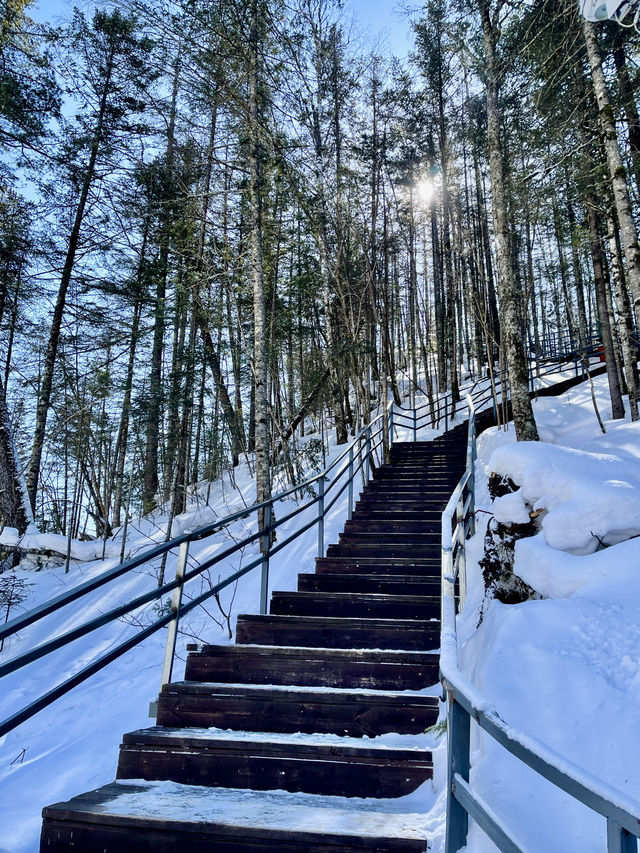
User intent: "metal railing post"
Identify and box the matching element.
[159,539,190,691]
[389,405,394,443]
[445,396,449,432]
[456,497,467,610]
[259,503,272,615]
[317,476,325,558]
[607,819,637,853]
[365,426,371,483]
[413,408,417,442]
[445,695,471,853]
[348,446,354,521]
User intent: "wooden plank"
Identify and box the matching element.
[235,613,440,650]
[269,591,440,620]
[155,683,439,736]
[116,731,432,797]
[42,783,429,852]
[184,644,438,690]
[297,572,439,594]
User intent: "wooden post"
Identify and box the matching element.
[160,540,190,690]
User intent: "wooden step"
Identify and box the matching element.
[315,557,440,575]
[351,508,442,521]
[354,501,446,514]
[185,644,439,690]
[116,727,433,798]
[269,591,440,620]
[364,481,458,492]
[326,542,439,558]
[155,682,439,736]
[373,467,462,478]
[338,532,440,547]
[344,519,440,534]
[235,613,439,650]
[41,782,430,852]
[298,572,439,595]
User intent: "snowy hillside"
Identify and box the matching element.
[2,373,640,852]
[456,375,640,852]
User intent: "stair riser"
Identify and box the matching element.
[116,745,432,798]
[326,544,439,558]
[298,574,439,595]
[315,559,440,575]
[343,521,440,534]
[185,654,438,690]
[156,693,438,736]
[269,595,439,620]
[338,535,440,547]
[364,484,458,493]
[235,619,439,650]
[354,503,445,514]
[41,819,427,852]
[351,509,442,520]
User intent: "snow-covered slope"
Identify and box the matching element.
[456,375,640,852]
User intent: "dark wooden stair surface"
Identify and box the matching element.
[40,436,466,852]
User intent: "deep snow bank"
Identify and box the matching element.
[458,377,640,852]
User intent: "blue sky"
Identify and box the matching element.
[33,0,415,56]
[346,0,416,56]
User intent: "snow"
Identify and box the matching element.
[100,778,437,839]
[0,428,375,853]
[455,375,640,853]
[2,365,638,853]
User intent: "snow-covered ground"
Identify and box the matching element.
[455,375,640,852]
[1,366,637,852]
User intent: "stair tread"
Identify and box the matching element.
[195,643,437,659]
[272,591,439,603]
[42,781,432,847]
[236,613,439,628]
[120,726,434,761]
[162,681,440,702]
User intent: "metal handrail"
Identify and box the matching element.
[440,394,640,853]
[0,346,605,741]
[0,405,392,738]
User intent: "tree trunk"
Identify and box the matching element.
[478,0,539,441]
[26,40,117,513]
[582,19,640,332]
[249,0,271,539]
[0,375,33,535]
[585,191,625,419]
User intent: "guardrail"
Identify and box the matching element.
[0,347,605,744]
[440,393,640,853]
[0,409,390,738]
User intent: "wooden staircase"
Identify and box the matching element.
[40,430,467,852]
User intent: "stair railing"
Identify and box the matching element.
[440,399,640,853]
[0,410,390,738]
[0,346,605,740]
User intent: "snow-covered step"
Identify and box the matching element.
[185,643,439,691]
[155,681,439,736]
[115,725,433,798]
[41,780,432,852]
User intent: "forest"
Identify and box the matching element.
[0,0,639,545]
